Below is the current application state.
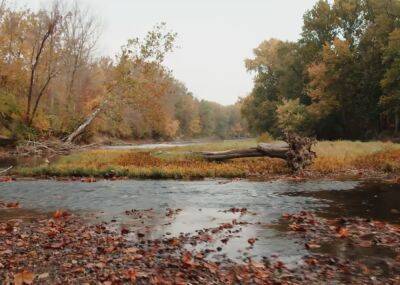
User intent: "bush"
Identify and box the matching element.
[276,99,313,135]
[257,132,274,143]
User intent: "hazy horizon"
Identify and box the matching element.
[18,0,317,105]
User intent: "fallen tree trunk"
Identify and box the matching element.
[64,105,104,144]
[201,142,289,161]
[0,166,13,174]
[201,134,316,172]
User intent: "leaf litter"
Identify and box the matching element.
[0,205,399,284]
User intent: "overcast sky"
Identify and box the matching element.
[19,0,317,105]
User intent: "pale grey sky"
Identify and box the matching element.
[19,0,317,105]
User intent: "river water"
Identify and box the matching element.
[0,179,399,265]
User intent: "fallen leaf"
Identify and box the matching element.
[248,238,257,245]
[81,177,96,183]
[359,240,373,247]
[53,210,69,219]
[124,247,139,254]
[305,242,321,249]
[6,202,19,208]
[0,176,13,183]
[14,270,35,285]
[289,223,306,232]
[121,228,129,235]
[38,272,49,279]
[204,262,219,273]
[337,227,349,238]
[124,268,137,282]
[182,252,194,267]
[221,238,229,244]
[169,237,181,246]
[49,242,64,249]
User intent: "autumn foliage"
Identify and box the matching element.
[0,2,247,142]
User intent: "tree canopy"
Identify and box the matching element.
[242,0,400,139]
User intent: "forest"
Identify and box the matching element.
[0,1,247,143]
[242,0,400,140]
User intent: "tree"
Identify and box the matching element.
[0,1,248,142]
[242,0,400,139]
[380,29,400,133]
[25,6,62,126]
[277,99,312,135]
[66,22,178,142]
[60,1,99,115]
[242,39,306,136]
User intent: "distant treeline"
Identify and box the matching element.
[242,0,400,140]
[0,1,247,142]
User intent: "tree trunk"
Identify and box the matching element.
[200,134,316,172]
[201,142,288,161]
[64,89,112,144]
[64,106,102,143]
[395,109,399,134]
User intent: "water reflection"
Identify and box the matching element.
[284,181,400,223]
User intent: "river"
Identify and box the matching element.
[0,179,399,266]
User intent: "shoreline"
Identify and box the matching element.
[1,171,399,186]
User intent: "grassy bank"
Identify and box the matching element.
[15,139,400,180]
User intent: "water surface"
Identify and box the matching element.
[0,179,399,264]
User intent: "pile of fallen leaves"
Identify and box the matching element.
[0,211,296,284]
[282,211,400,283]
[0,200,20,209]
[1,208,400,284]
[283,211,400,250]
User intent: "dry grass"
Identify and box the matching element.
[16,139,400,179]
[311,141,400,174]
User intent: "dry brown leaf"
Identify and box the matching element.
[248,238,256,245]
[305,242,321,249]
[14,270,35,285]
[337,227,349,238]
[37,272,49,279]
[125,268,137,282]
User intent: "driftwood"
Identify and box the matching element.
[201,133,316,172]
[13,140,97,157]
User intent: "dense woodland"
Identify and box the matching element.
[242,0,400,140]
[0,1,247,143]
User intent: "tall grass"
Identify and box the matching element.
[16,140,400,179]
[311,141,400,174]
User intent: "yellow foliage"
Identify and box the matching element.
[257,132,274,143]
